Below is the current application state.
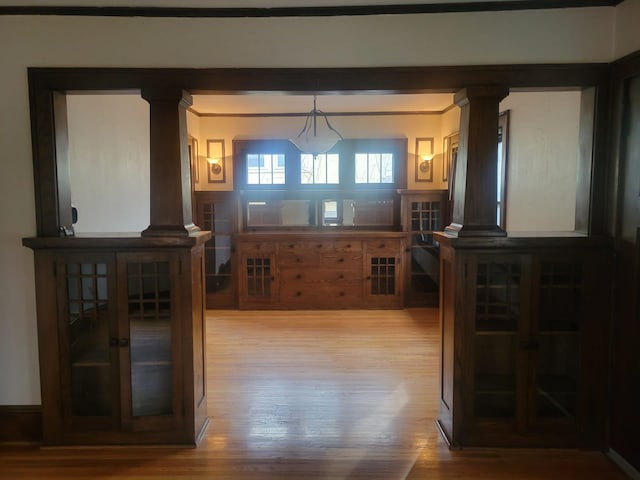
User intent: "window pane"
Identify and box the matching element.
[300,153,340,185]
[368,153,381,183]
[355,154,368,184]
[327,154,340,184]
[301,154,314,184]
[248,153,286,185]
[314,155,327,184]
[381,154,394,183]
[272,154,285,184]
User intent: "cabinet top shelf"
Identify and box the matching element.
[23,231,212,250]
[434,231,611,250]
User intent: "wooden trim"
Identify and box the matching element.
[27,65,610,92]
[0,1,622,18]
[27,63,611,238]
[0,405,42,444]
[189,109,451,118]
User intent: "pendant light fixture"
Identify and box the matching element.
[290,95,343,156]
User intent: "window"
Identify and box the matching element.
[300,153,340,184]
[247,153,285,185]
[234,138,406,230]
[355,153,394,184]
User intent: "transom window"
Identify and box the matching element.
[355,152,394,184]
[247,153,286,185]
[300,153,340,184]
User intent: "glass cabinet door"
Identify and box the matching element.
[57,254,117,425]
[405,195,444,307]
[534,261,582,422]
[118,252,180,431]
[473,259,523,420]
[197,193,236,308]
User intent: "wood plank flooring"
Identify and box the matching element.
[0,309,627,479]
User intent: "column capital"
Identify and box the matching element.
[141,88,193,109]
[454,86,509,107]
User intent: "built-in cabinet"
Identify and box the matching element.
[400,190,448,307]
[23,235,210,445]
[435,233,610,448]
[237,233,405,309]
[194,192,239,309]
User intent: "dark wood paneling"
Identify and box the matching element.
[0,406,42,443]
[447,86,509,237]
[608,64,640,471]
[0,1,623,18]
[27,65,610,93]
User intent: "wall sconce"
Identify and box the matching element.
[206,139,226,183]
[415,137,434,183]
[207,156,222,175]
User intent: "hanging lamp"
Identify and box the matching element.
[290,95,343,156]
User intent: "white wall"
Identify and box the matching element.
[614,0,640,60]
[500,91,582,232]
[68,94,150,234]
[0,6,623,404]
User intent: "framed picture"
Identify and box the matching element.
[188,136,198,183]
[415,137,434,183]
[206,139,226,183]
[443,132,459,183]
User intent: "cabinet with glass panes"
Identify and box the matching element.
[435,235,610,448]
[195,191,238,308]
[22,237,209,446]
[400,191,448,307]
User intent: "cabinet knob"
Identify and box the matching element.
[296,274,302,280]
[346,244,351,248]
[338,274,344,279]
[339,292,345,297]
[119,338,129,347]
[295,291,302,297]
[109,338,119,347]
[338,258,345,263]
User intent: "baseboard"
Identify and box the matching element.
[0,405,42,444]
[607,449,640,480]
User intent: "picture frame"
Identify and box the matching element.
[206,139,226,183]
[415,137,434,183]
[443,132,459,183]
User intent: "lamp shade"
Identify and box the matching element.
[290,96,343,156]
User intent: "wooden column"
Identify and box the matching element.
[445,86,509,237]
[141,88,199,236]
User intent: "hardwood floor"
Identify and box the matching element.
[0,309,626,479]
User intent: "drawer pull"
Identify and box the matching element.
[338,274,344,279]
